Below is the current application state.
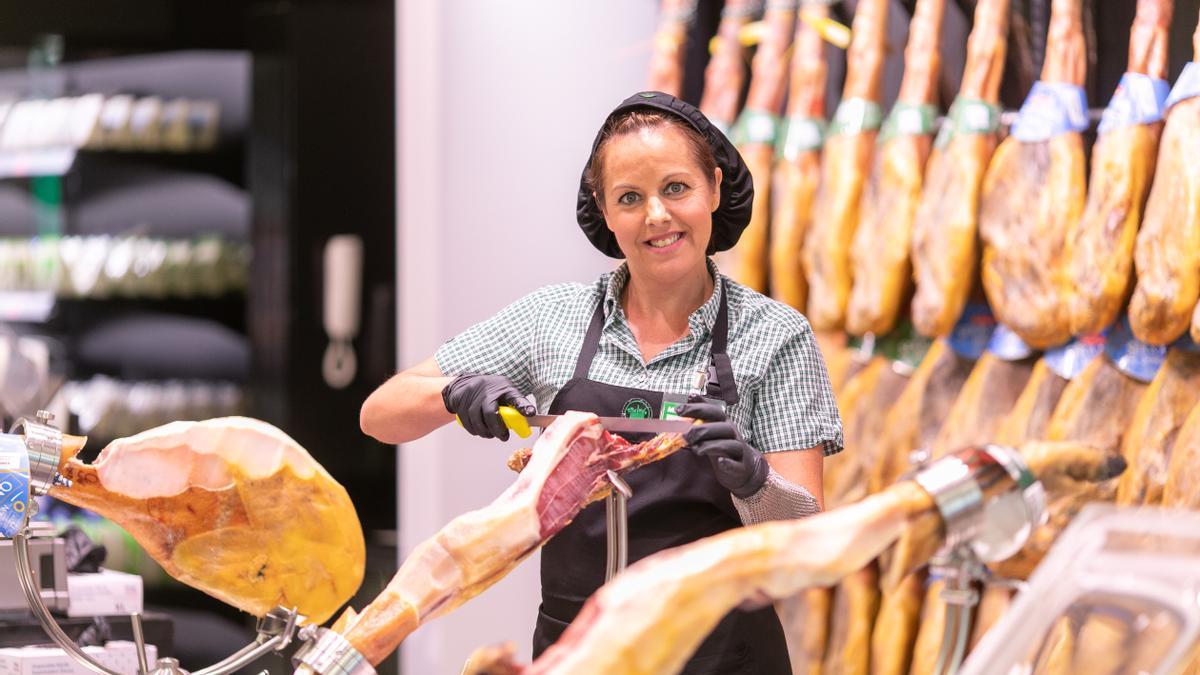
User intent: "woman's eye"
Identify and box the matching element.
[665,182,687,195]
[617,192,639,206]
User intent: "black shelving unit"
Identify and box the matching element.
[0,2,398,673]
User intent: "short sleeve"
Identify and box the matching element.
[434,287,555,393]
[750,322,844,456]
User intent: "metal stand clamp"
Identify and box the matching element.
[911,445,1048,675]
[291,628,376,675]
[604,469,633,581]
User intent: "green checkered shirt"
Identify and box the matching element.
[435,260,844,456]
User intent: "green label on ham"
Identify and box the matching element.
[829,97,882,136]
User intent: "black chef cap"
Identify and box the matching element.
[576,91,754,259]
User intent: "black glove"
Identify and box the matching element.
[677,397,769,499]
[441,374,536,441]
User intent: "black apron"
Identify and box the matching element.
[532,280,790,674]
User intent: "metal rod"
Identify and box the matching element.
[193,635,288,675]
[130,614,150,675]
[13,532,121,675]
[604,470,632,581]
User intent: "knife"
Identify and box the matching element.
[457,405,697,439]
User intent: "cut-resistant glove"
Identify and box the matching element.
[677,397,768,499]
[441,374,535,441]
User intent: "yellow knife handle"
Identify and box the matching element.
[454,405,532,439]
[499,406,532,439]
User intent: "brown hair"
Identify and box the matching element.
[585,110,718,202]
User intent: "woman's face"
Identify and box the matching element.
[596,125,721,283]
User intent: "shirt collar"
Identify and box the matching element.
[602,258,723,340]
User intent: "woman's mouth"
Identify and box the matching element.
[646,232,684,250]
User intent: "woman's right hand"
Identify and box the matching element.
[441,374,536,441]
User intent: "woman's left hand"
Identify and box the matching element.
[677,398,769,499]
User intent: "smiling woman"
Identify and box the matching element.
[360,91,844,675]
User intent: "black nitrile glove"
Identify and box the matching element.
[677,397,769,499]
[441,374,536,441]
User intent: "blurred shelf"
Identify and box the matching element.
[1,292,246,333]
[0,143,242,185]
[0,290,56,322]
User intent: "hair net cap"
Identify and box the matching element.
[576,91,754,259]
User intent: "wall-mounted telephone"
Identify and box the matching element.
[322,235,363,390]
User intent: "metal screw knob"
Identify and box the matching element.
[35,410,54,424]
[52,475,72,489]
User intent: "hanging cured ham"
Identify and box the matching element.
[846,0,945,337]
[49,418,365,624]
[699,0,757,136]
[465,445,1125,675]
[1128,11,1200,345]
[1115,347,1200,506]
[728,1,796,292]
[978,0,1088,349]
[910,0,1010,338]
[802,0,889,331]
[334,412,685,665]
[769,2,830,312]
[991,346,1151,580]
[1163,400,1200,509]
[1063,0,1174,336]
[647,0,696,97]
[931,350,1035,458]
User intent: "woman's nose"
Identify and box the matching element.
[645,196,669,225]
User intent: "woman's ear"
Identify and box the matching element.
[711,166,723,212]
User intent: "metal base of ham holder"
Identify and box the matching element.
[1,412,352,675]
[911,444,1047,675]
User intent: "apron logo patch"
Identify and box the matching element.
[621,398,653,419]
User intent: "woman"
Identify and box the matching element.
[361,91,843,674]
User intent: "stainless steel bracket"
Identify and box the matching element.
[604,469,633,581]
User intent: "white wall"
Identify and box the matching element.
[396,2,655,673]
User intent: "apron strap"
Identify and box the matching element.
[572,278,739,405]
[707,279,740,406]
[573,298,607,380]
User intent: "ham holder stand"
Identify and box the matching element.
[1,411,1067,675]
[0,411,376,675]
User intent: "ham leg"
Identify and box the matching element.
[465,444,1123,675]
[335,411,685,665]
[49,417,365,625]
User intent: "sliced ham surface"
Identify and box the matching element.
[336,411,685,665]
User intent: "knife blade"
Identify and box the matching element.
[525,414,696,435]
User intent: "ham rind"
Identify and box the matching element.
[1129,11,1200,345]
[1063,0,1173,336]
[646,0,694,97]
[49,417,365,624]
[846,0,945,336]
[336,411,685,665]
[978,0,1088,349]
[465,445,1124,675]
[909,0,1009,338]
[802,0,889,331]
[769,3,829,313]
